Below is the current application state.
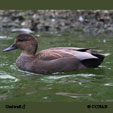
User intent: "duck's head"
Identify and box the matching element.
[3,34,38,55]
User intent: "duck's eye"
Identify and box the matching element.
[18,39,27,42]
[18,39,24,42]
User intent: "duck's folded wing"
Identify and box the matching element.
[46,47,96,52]
[73,47,97,52]
[37,50,74,60]
[37,49,98,61]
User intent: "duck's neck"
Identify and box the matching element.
[21,44,38,56]
[21,51,35,57]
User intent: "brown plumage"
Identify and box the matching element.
[3,34,108,74]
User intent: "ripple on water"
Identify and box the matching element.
[10,64,17,70]
[40,74,95,83]
[0,63,8,67]
[17,69,39,76]
[56,92,92,98]
[0,85,15,89]
[0,74,19,82]
[99,65,112,70]
[104,83,113,86]
[0,74,19,90]
[0,35,12,40]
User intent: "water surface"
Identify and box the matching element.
[0,32,113,102]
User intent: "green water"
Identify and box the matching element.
[0,32,113,102]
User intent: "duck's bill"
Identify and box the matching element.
[3,44,17,52]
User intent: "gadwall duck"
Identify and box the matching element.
[3,34,108,74]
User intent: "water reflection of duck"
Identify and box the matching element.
[3,34,109,74]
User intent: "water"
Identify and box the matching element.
[0,32,113,102]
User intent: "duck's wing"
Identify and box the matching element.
[46,47,97,52]
[37,50,73,60]
[37,47,98,61]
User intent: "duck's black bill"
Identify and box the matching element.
[3,44,17,52]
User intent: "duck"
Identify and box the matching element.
[3,34,108,74]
